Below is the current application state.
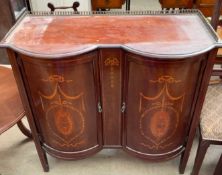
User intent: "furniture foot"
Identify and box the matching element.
[179,151,188,174]
[34,144,49,172]
[191,140,210,175]
[17,119,49,171]
[17,120,32,138]
[40,152,49,172]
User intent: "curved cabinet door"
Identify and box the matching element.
[19,51,102,159]
[123,53,206,160]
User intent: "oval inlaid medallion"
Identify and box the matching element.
[140,106,179,147]
[149,111,170,140]
[46,105,85,143]
[55,108,74,135]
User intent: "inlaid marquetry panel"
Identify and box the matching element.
[20,51,102,153]
[139,75,185,150]
[99,49,122,146]
[123,53,206,158]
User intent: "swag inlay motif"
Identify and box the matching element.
[104,57,120,88]
[39,75,86,148]
[139,75,185,150]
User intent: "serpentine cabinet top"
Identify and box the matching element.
[0,10,221,58]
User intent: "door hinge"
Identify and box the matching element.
[98,102,103,113]
[121,102,126,113]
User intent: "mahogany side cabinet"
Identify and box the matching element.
[0,10,221,173]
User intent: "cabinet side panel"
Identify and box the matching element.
[20,52,102,153]
[124,53,205,159]
[99,49,122,146]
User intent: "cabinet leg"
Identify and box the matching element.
[16,115,49,171]
[191,140,210,175]
[8,49,49,172]
[38,150,49,172]
[24,129,49,171]
[27,128,49,171]
[179,151,189,174]
[34,141,49,172]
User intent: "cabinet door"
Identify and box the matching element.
[123,53,206,160]
[20,51,102,158]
